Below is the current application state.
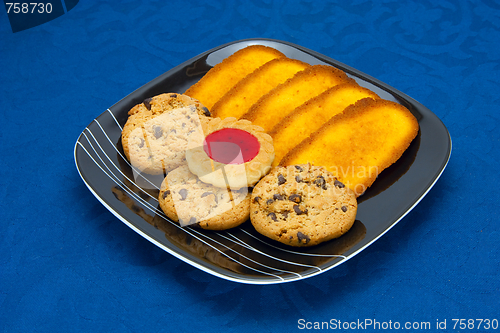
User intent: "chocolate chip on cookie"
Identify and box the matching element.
[179,188,188,200]
[314,175,328,190]
[201,107,211,117]
[201,191,218,204]
[267,212,278,222]
[143,97,153,110]
[293,204,307,215]
[288,194,301,203]
[138,138,145,148]
[273,193,285,201]
[297,232,310,244]
[153,125,163,138]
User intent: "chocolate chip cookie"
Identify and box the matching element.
[158,165,251,230]
[121,93,211,175]
[250,164,357,247]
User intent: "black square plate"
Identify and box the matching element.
[74,38,451,284]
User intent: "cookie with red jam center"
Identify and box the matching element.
[186,117,275,189]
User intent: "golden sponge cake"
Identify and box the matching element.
[210,58,310,119]
[184,45,284,110]
[241,65,350,132]
[269,82,380,166]
[280,98,419,196]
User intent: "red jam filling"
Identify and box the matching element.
[203,128,260,165]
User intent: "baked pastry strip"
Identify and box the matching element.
[269,82,380,166]
[280,98,419,196]
[241,65,350,132]
[185,45,284,110]
[211,57,310,119]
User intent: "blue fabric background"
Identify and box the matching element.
[1,0,498,332]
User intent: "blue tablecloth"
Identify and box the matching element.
[1,1,498,332]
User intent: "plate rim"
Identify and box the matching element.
[74,38,452,285]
